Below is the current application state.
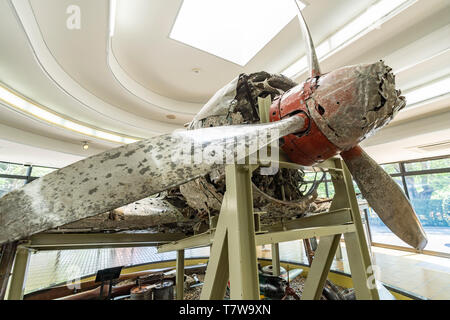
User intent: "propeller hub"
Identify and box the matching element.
[269,77,341,166]
[308,61,406,151]
[270,61,406,166]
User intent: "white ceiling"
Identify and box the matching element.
[0,0,449,167]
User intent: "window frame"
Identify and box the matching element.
[366,154,450,257]
[0,161,58,185]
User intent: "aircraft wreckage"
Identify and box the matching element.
[0,4,427,251]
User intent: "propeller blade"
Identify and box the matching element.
[341,146,427,250]
[0,116,304,244]
[294,0,321,77]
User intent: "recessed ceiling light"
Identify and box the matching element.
[192,68,201,74]
[166,114,176,120]
[170,0,307,66]
[82,141,89,150]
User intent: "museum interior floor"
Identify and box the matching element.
[257,241,450,300]
[22,240,449,300]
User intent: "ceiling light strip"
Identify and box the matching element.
[282,0,415,79]
[402,75,450,107]
[109,0,117,37]
[0,83,142,144]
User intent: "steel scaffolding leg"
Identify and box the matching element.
[200,207,229,300]
[8,246,30,300]
[271,243,280,276]
[201,164,260,300]
[341,160,380,300]
[176,249,184,300]
[301,234,341,300]
[197,157,378,300]
[301,158,379,300]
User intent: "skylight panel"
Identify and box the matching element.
[170,0,306,66]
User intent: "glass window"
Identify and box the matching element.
[0,162,28,176]
[303,172,332,198]
[405,158,450,172]
[405,173,450,253]
[381,163,401,174]
[25,246,211,294]
[316,182,328,198]
[327,181,335,198]
[0,178,26,197]
[367,157,450,254]
[365,208,408,246]
[31,166,56,177]
[393,176,404,189]
[302,171,324,182]
[353,180,361,195]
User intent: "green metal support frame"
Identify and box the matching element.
[176,250,184,300]
[164,157,380,300]
[301,158,379,300]
[7,246,31,300]
[271,243,280,276]
[7,97,380,300]
[166,95,379,300]
[200,165,260,300]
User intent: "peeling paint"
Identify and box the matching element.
[308,61,405,151]
[0,115,302,243]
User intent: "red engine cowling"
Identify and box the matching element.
[269,78,341,166]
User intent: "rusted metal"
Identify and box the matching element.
[269,77,339,165]
[153,280,174,300]
[57,282,138,300]
[270,61,405,166]
[308,62,405,151]
[130,284,153,300]
[180,72,321,230]
[303,238,315,266]
[0,3,426,254]
[268,57,426,249]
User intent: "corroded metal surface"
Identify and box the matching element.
[0,116,304,244]
[269,77,340,166]
[0,0,427,259]
[192,76,239,122]
[58,197,196,233]
[308,61,405,151]
[267,56,426,248]
[341,146,427,250]
[180,72,318,229]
